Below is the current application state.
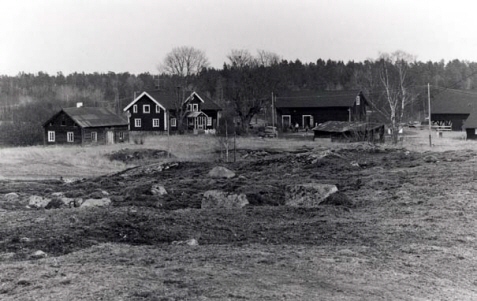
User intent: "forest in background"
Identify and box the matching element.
[1,57,477,145]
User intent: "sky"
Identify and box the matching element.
[2,0,477,76]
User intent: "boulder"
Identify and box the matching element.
[207,166,235,179]
[285,183,339,207]
[423,155,438,163]
[28,195,52,209]
[80,198,111,208]
[30,250,47,259]
[3,192,19,202]
[201,190,248,209]
[151,184,168,196]
[51,192,64,198]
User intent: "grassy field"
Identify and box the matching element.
[1,130,477,299]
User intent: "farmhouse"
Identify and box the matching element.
[275,90,368,130]
[123,90,221,133]
[43,106,129,145]
[430,88,477,131]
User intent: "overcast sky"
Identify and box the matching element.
[1,0,477,75]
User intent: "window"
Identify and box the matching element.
[67,132,74,142]
[153,118,160,127]
[155,105,160,113]
[192,104,199,112]
[187,104,192,111]
[207,117,212,126]
[48,131,55,142]
[143,104,150,113]
[356,95,361,106]
[91,132,97,142]
[170,118,177,127]
[133,104,138,113]
[61,120,66,126]
[135,118,141,127]
[119,132,124,140]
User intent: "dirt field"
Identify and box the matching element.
[1,131,477,300]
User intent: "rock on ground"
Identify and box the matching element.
[207,166,236,179]
[285,183,339,207]
[80,198,112,208]
[29,195,52,209]
[151,184,168,196]
[3,192,19,202]
[30,250,47,259]
[202,190,248,209]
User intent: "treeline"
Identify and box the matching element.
[1,57,476,145]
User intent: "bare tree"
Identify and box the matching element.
[160,46,209,77]
[159,46,210,132]
[226,49,256,68]
[256,49,281,67]
[359,51,418,144]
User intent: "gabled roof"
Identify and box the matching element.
[123,90,221,111]
[431,87,477,115]
[43,107,128,128]
[276,90,364,108]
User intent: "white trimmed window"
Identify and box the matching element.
[91,132,97,142]
[119,132,124,140]
[143,104,150,113]
[153,118,160,127]
[192,104,198,112]
[171,118,177,127]
[48,131,55,142]
[133,104,138,113]
[155,105,160,113]
[187,104,192,111]
[207,117,212,126]
[135,118,141,127]
[67,132,74,143]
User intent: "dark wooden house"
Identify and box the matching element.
[430,88,477,131]
[43,106,129,145]
[275,90,368,130]
[464,113,477,139]
[123,90,222,133]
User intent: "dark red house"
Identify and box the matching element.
[275,90,368,130]
[123,90,221,133]
[43,106,129,145]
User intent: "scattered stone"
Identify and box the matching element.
[28,195,52,209]
[285,183,339,207]
[101,190,110,196]
[208,166,235,179]
[423,155,438,163]
[187,238,199,246]
[51,192,64,198]
[202,190,249,209]
[30,250,47,259]
[74,198,84,207]
[20,237,31,243]
[3,192,19,202]
[151,184,168,196]
[80,198,112,208]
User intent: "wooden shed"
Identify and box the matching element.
[312,121,385,143]
[43,107,129,145]
[430,88,477,131]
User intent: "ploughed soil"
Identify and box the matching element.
[1,145,477,300]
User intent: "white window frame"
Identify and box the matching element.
[192,104,199,112]
[133,104,138,113]
[302,115,313,128]
[135,118,141,127]
[48,131,55,142]
[170,118,177,127]
[207,117,212,126]
[155,105,160,113]
[67,132,74,143]
[143,104,150,114]
[119,131,124,140]
[91,132,97,142]
[153,118,160,127]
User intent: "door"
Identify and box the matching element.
[303,115,312,129]
[106,131,114,144]
[282,115,291,130]
[197,116,206,129]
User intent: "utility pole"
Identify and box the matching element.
[271,92,275,137]
[428,83,432,147]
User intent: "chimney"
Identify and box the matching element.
[76,102,83,108]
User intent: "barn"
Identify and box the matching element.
[275,90,368,131]
[43,106,129,145]
[430,88,477,131]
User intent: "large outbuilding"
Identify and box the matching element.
[43,106,129,145]
[275,90,368,131]
[430,88,477,131]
